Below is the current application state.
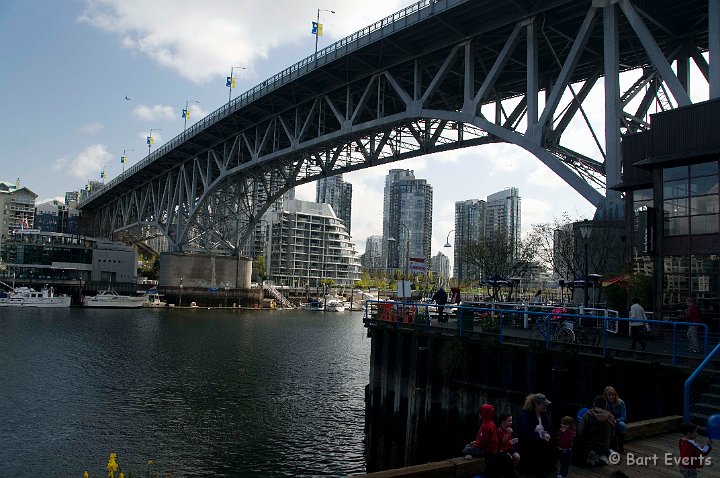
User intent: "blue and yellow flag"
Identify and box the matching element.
[182,108,189,119]
[312,21,323,36]
[226,76,236,88]
[147,136,154,145]
[100,170,105,179]
[120,156,126,164]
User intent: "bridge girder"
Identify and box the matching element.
[81,0,716,254]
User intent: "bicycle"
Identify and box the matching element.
[529,316,575,344]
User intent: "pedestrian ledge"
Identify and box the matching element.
[358,416,684,478]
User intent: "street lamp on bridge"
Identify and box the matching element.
[120,148,134,175]
[182,99,199,131]
[147,128,162,156]
[314,8,335,57]
[388,222,410,299]
[227,66,246,106]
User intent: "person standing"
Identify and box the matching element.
[628,297,648,351]
[517,393,554,477]
[557,416,577,478]
[678,421,713,478]
[431,286,448,323]
[684,298,702,353]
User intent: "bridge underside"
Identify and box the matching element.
[78,0,717,254]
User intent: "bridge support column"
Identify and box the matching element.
[711,0,720,98]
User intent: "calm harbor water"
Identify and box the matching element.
[0,307,370,477]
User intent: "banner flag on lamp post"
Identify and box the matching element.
[311,21,323,36]
[226,76,236,88]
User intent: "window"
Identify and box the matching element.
[663,161,719,236]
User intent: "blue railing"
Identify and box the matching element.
[363,300,714,365]
[684,341,720,420]
[79,0,463,208]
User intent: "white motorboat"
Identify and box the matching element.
[144,293,167,308]
[325,299,346,312]
[0,286,71,308]
[83,289,147,308]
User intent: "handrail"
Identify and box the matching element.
[684,341,720,420]
[78,0,457,208]
[363,299,713,362]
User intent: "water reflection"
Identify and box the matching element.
[0,308,370,477]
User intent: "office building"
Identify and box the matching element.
[485,187,521,252]
[265,199,360,287]
[382,169,433,273]
[316,175,352,234]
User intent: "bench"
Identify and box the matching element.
[625,415,683,441]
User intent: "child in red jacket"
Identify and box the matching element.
[678,421,712,478]
[557,416,577,478]
[464,404,498,458]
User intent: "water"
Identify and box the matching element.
[0,307,370,477]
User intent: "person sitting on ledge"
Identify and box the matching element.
[577,395,615,467]
[463,404,498,459]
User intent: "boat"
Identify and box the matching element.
[144,293,167,308]
[0,285,71,308]
[325,299,346,312]
[83,289,147,308]
[302,298,325,311]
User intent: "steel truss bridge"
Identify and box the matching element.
[78,0,719,254]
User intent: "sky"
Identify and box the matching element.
[6,0,706,266]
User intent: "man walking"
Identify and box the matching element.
[684,297,702,353]
[432,286,448,323]
[628,297,647,351]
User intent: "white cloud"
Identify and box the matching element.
[53,144,113,180]
[79,121,104,134]
[133,104,175,121]
[79,0,407,84]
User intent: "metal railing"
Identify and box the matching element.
[363,300,713,366]
[79,0,461,207]
[684,341,720,420]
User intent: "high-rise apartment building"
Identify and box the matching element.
[316,174,352,234]
[382,169,433,273]
[0,180,37,253]
[265,199,360,287]
[430,251,450,280]
[454,199,486,282]
[485,187,521,252]
[65,191,79,208]
[363,235,383,270]
[453,188,521,281]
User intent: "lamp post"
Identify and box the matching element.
[578,221,592,309]
[388,223,410,299]
[314,8,335,57]
[147,128,161,156]
[444,229,456,287]
[227,66,246,106]
[120,148,134,175]
[182,100,199,131]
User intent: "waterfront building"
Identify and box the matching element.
[0,179,37,254]
[430,251,450,281]
[363,235,384,271]
[316,174,352,234]
[618,99,720,326]
[382,169,433,273]
[35,199,80,235]
[265,199,360,288]
[0,230,137,284]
